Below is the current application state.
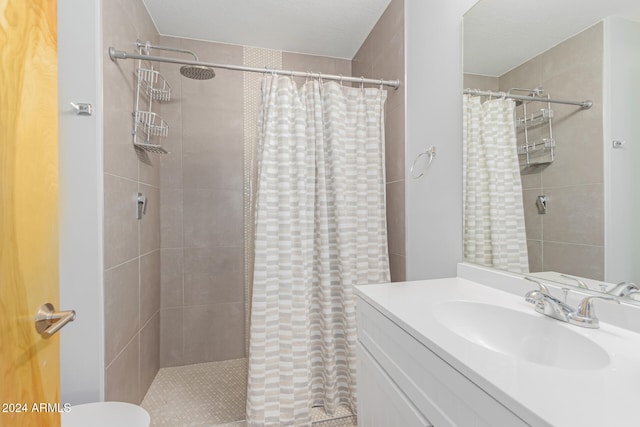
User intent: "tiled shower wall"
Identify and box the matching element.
[158,38,353,367]
[464,23,604,279]
[500,23,604,279]
[353,0,406,281]
[102,0,161,403]
[157,38,246,367]
[101,0,405,371]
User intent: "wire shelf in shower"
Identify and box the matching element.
[516,108,553,128]
[133,141,169,154]
[137,67,171,102]
[518,137,555,155]
[133,110,170,154]
[135,111,169,138]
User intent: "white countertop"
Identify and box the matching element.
[355,276,640,427]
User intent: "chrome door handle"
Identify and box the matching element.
[35,303,76,338]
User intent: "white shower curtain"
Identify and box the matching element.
[463,95,529,273]
[247,76,390,427]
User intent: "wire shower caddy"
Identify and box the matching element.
[515,90,555,167]
[132,44,171,154]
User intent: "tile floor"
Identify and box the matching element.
[141,358,357,427]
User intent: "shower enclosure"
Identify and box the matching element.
[105,36,394,426]
[102,0,405,424]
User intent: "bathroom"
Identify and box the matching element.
[2,0,640,426]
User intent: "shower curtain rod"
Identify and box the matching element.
[108,47,400,89]
[464,88,592,109]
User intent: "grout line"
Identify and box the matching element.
[104,256,139,273]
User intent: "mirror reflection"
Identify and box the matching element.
[462,0,640,298]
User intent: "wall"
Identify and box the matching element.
[463,74,498,92]
[499,23,604,279]
[405,0,478,280]
[604,17,640,284]
[353,0,406,281]
[158,38,352,367]
[58,0,104,405]
[102,0,161,403]
[158,38,246,367]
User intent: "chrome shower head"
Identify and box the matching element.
[180,65,215,80]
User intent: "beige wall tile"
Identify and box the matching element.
[539,23,602,83]
[140,312,160,400]
[385,103,405,183]
[386,181,405,256]
[104,174,139,269]
[140,250,161,326]
[389,254,406,282]
[160,308,183,367]
[542,184,604,246]
[527,240,542,273]
[182,132,244,191]
[104,259,140,365]
[522,189,543,241]
[160,189,183,248]
[105,334,140,404]
[140,184,161,254]
[183,302,245,364]
[183,189,243,248]
[160,150,183,190]
[139,152,160,188]
[161,249,184,309]
[183,247,244,306]
[542,242,604,280]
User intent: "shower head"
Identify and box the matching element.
[135,42,216,81]
[180,65,215,80]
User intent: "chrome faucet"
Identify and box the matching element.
[525,277,574,322]
[524,277,619,328]
[559,273,589,289]
[568,295,620,329]
[607,281,639,297]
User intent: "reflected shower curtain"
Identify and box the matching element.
[247,76,390,427]
[463,95,529,272]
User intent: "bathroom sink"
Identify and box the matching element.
[432,301,610,370]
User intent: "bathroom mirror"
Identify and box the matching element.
[462,0,640,298]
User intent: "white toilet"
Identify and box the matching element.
[62,402,150,427]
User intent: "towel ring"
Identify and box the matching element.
[410,146,436,179]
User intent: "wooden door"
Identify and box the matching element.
[0,1,60,426]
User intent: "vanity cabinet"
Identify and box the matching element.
[356,296,529,427]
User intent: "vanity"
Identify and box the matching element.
[355,263,640,427]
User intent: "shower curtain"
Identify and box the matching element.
[463,95,529,273]
[247,75,390,427]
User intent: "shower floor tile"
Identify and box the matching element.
[142,358,248,427]
[141,357,356,427]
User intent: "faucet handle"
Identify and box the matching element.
[568,295,620,329]
[607,281,639,297]
[524,276,550,293]
[560,274,589,289]
[524,276,550,304]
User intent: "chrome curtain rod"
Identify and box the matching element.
[463,89,592,109]
[108,47,400,89]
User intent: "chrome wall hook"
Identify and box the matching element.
[410,146,436,179]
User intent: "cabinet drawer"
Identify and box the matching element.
[357,299,529,427]
[357,342,432,427]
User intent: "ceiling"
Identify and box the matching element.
[142,0,392,59]
[464,0,640,76]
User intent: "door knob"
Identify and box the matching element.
[35,303,76,338]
